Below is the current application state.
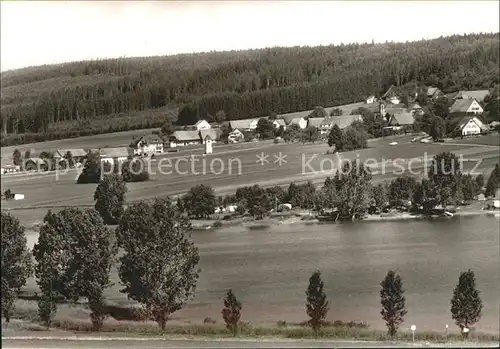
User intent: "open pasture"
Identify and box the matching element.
[2,135,499,227]
[1,128,160,166]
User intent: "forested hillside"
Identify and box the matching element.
[1,33,499,146]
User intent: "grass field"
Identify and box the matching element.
[2,134,499,228]
[1,128,161,166]
[4,302,499,344]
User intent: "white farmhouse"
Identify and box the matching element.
[455,116,488,137]
[194,119,211,130]
[132,135,164,156]
[449,98,484,115]
[99,147,130,166]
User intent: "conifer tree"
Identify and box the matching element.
[380,270,407,337]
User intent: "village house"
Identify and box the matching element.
[99,147,130,166]
[169,130,202,147]
[289,117,308,129]
[319,117,335,135]
[278,109,312,126]
[386,110,415,132]
[382,86,401,105]
[449,98,484,115]
[182,119,212,131]
[366,95,377,104]
[307,117,325,129]
[54,148,87,163]
[380,103,408,120]
[409,102,424,116]
[454,116,488,137]
[200,129,222,144]
[24,157,48,171]
[1,164,20,175]
[228,118,259,132]
[131,135,164,156]
[334,114,363,129]
[453,90,490,103]
[272,119,286,130]
[228,129,244,143]
[193,119,211,130]
[426,87,443,100]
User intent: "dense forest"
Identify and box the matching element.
[1,33,499,146]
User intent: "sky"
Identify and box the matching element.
[1,1,499,72]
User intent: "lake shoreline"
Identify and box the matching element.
[191,203,500,231]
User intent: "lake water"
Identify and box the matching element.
[25,215,500,333]
[190,215,499,333]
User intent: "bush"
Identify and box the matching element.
[204,316,216,324]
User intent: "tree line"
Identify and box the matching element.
[2,33,499,145]
[1,209,484,338]
[178,155,500,222]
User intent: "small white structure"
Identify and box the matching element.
[99,147,129,167]
[14,194,25,200]
[366,95,376,104]
[194,119,211,131]
[272,119,287,130]
[204,135,213,154]
[278,203,292,211]
[226,205,238,213]
[289,117,308,129]
[1,165,20,175]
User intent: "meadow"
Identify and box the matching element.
[2,134,499,228]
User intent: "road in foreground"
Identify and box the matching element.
[3,336,497,348]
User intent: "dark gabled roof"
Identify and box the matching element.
[143,134,163,144]
[307,117,324,128]
[200,128,222,140]
[289,117,306,125]
[26,157,46,165]
[389,111,415,125]
[335,114,363,129]
[279,111,310,124]
[449,99,478,114]
[229,118,260,130]
[382,85,399,99]
[99,147,130,158]
[171,130,201,142]
[454,90,490,103]
[320,117,335,127]
[55,148,87,158]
